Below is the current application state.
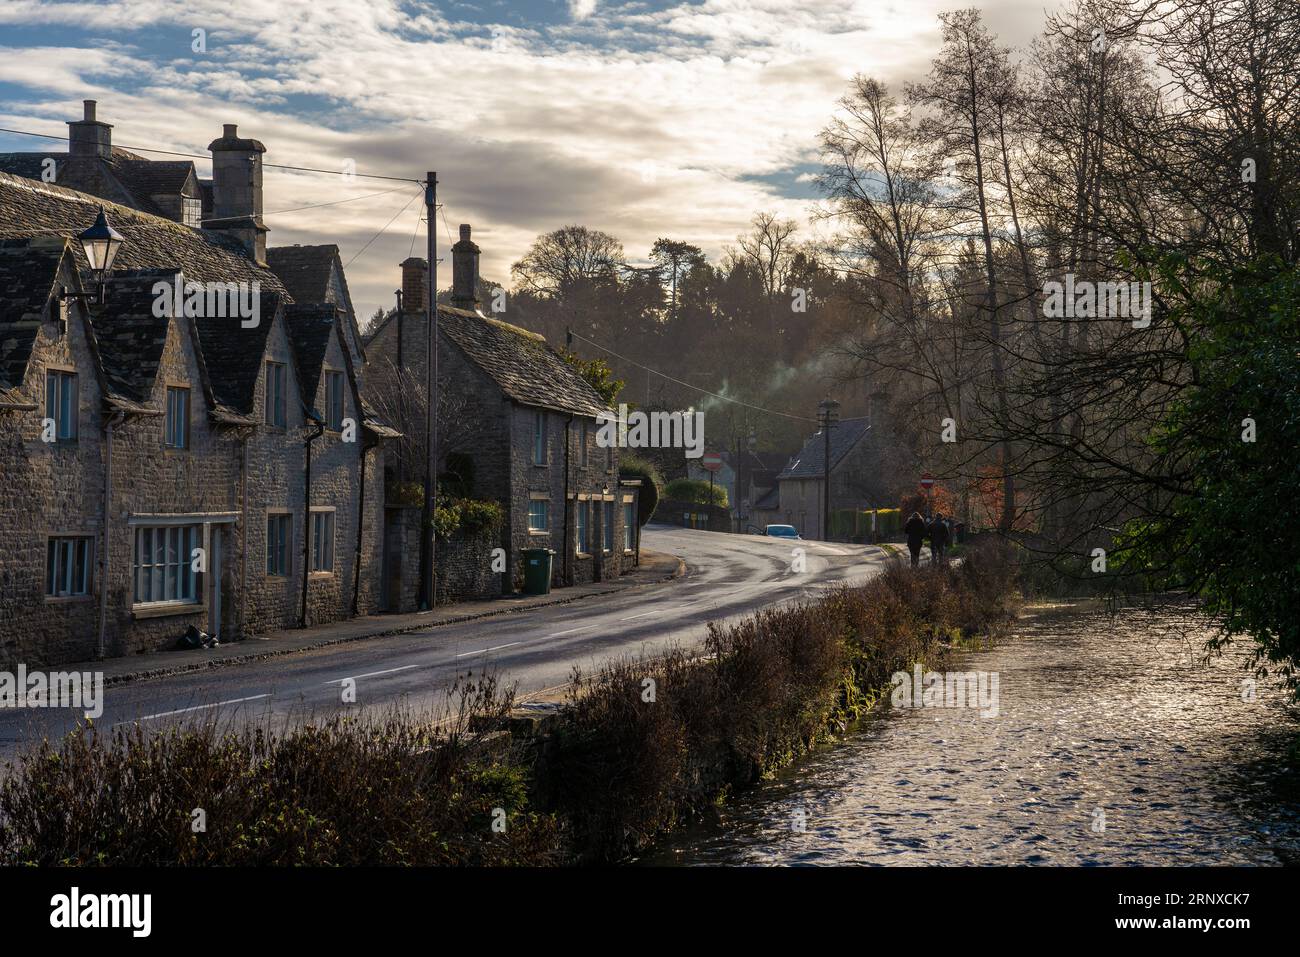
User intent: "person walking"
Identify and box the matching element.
[929,511,950,564]
[904,511,928,567]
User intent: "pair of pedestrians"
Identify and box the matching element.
[904,511,951,567]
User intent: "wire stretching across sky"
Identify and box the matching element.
[0,126,421,184]
[568,330,818,423]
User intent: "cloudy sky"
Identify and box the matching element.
[0,0,1055,319]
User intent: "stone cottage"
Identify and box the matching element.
[0,154,387,665]
[365,226,640,599]
[754,416,873,540]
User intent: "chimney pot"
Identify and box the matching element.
[207,122,268,263]
[67,100,112,159]
[400,258,428,314]
[450,224,481,310]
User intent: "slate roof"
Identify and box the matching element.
[193,291,284,419]
[776,417,872,480]
[0,238,66,390]
[93,270,177,404]
[112,159,196,205]
[284,303,336,413]
[267,245,338,305]
[267,244,364,361]
[0,172,293,420]
[0,150,197,220]
[435,306,610,418]
[0,172,286,293]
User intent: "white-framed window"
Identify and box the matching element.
[45,369,77,441]
[310,509,335,573]
[528,498,548,532]
[182,196,203,228]
[267,513,291,576]
[133,525,199,605]
[325,370,345,431]
[576,500,590,554]
[603,501,614,552]
[264,361,286,428]
[624,501,635,550]
[165,385,190,448]
[532,410,546,465]
[46,536,92,597]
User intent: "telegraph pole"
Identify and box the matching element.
[817,398,840,542]
[418,172,438,610]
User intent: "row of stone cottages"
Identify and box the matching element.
[0,101,640,667]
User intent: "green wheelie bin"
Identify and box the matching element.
[522,548,555,595]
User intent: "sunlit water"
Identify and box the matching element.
[644,601,1300,866]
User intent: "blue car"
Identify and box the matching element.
[765,524,801,540]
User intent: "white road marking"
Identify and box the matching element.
[123,694,272,724]
[324,664,420,684]
[455,641,521,658]
[547,626,590,637]
[619,612,654,621]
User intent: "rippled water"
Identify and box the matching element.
[645,600,1300,866]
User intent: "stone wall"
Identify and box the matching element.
[436,530,502,604]
[653,498,731,532]
[0,288,386,665]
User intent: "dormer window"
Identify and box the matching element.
[264,361,286,428]
[165,386,190,449]
[44,369,78,441]
[182,197,202,228]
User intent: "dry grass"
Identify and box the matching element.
[0,541,1019,866]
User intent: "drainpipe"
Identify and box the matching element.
[564,412,574,586]
[97,410,126,660]
[238,434,249,639]
[351,438,373,616]
[300,418,325,628]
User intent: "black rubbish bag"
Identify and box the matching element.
[177,625,214,650]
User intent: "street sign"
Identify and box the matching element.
[702,452,723,473]
[919,471,935,489]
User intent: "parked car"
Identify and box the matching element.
[764,524,801,540]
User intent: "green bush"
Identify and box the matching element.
[433,498,504,540]
[664,477,727,508]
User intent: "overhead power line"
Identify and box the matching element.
[567,329,819,423]
[0,125,421,184]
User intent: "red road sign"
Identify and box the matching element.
[701,452,724,473]
[919,471,935,489]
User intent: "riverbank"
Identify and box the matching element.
[644,595,1300,866]
[0,542,1019,866]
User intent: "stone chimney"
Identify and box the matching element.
[401,258,428,314]
[206,123,268,264]
[67,100,112,159]
[450,224,481,310]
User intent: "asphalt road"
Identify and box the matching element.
[0,526,891,756]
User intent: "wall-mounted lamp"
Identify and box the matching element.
[62,207,125,305]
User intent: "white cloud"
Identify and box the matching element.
[569,0,598,22]
[0,0,1058,321]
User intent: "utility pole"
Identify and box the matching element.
[817,398,840,542]
[418,172,438,610]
